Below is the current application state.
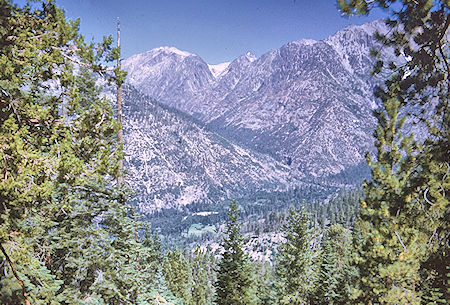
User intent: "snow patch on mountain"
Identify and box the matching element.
[294,38,318,46]
[153,46,193,57]
[208,62,231,78]
[244,51,257,62]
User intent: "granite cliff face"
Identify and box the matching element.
[123,20,392,179]
[122,46,215,110]
[122,87,302,213]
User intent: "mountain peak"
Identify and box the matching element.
[293,38,318,46]
[244,51,257,62]
[151,46,194,57]
[123,46,195,69]
[328,18,388,39]
[123,19,387,180]
[208,62,231,78]
[230,51,257,66]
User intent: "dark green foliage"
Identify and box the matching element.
[160,245,216,305]
[352,74,425,304]
[254,261,277,305]
[275,207,317,305]
[145,173,337,244]
[188,246,216,305]
[314,224,354,305]
[0,1,160,304]
[215,200,256,305]
[0,0,446,303]
[338,1,449,303]
[163,247,192,303]
[316,187,363,229]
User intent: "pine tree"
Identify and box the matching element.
[315,224,353,305]
[215,200,256,305]
[149,270,184,305]
[352,77,426,304]
[0,1,160,303]
[254,261,277,305]
[275,207,317,305]
[189,246,215,305]
[162,247,192,304]
[133,225,163,304]
[0,1,100,302]
[338,1,449,302]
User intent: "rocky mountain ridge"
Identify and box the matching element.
[123,20,394,178]
[122,86,305,214]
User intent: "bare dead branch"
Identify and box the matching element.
[0,243,31,305]
[395,231,407,252]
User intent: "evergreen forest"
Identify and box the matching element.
[0,0,448,304]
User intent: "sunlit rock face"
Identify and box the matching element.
[122,86,301,213]
[119,20,411,216]
[123,21,394,180]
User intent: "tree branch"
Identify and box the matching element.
[0,243,31,305]
[424,188,433,205]
[437,9,450,78]
[394,231,407,252]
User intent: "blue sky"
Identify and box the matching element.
[18,0,388,64]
